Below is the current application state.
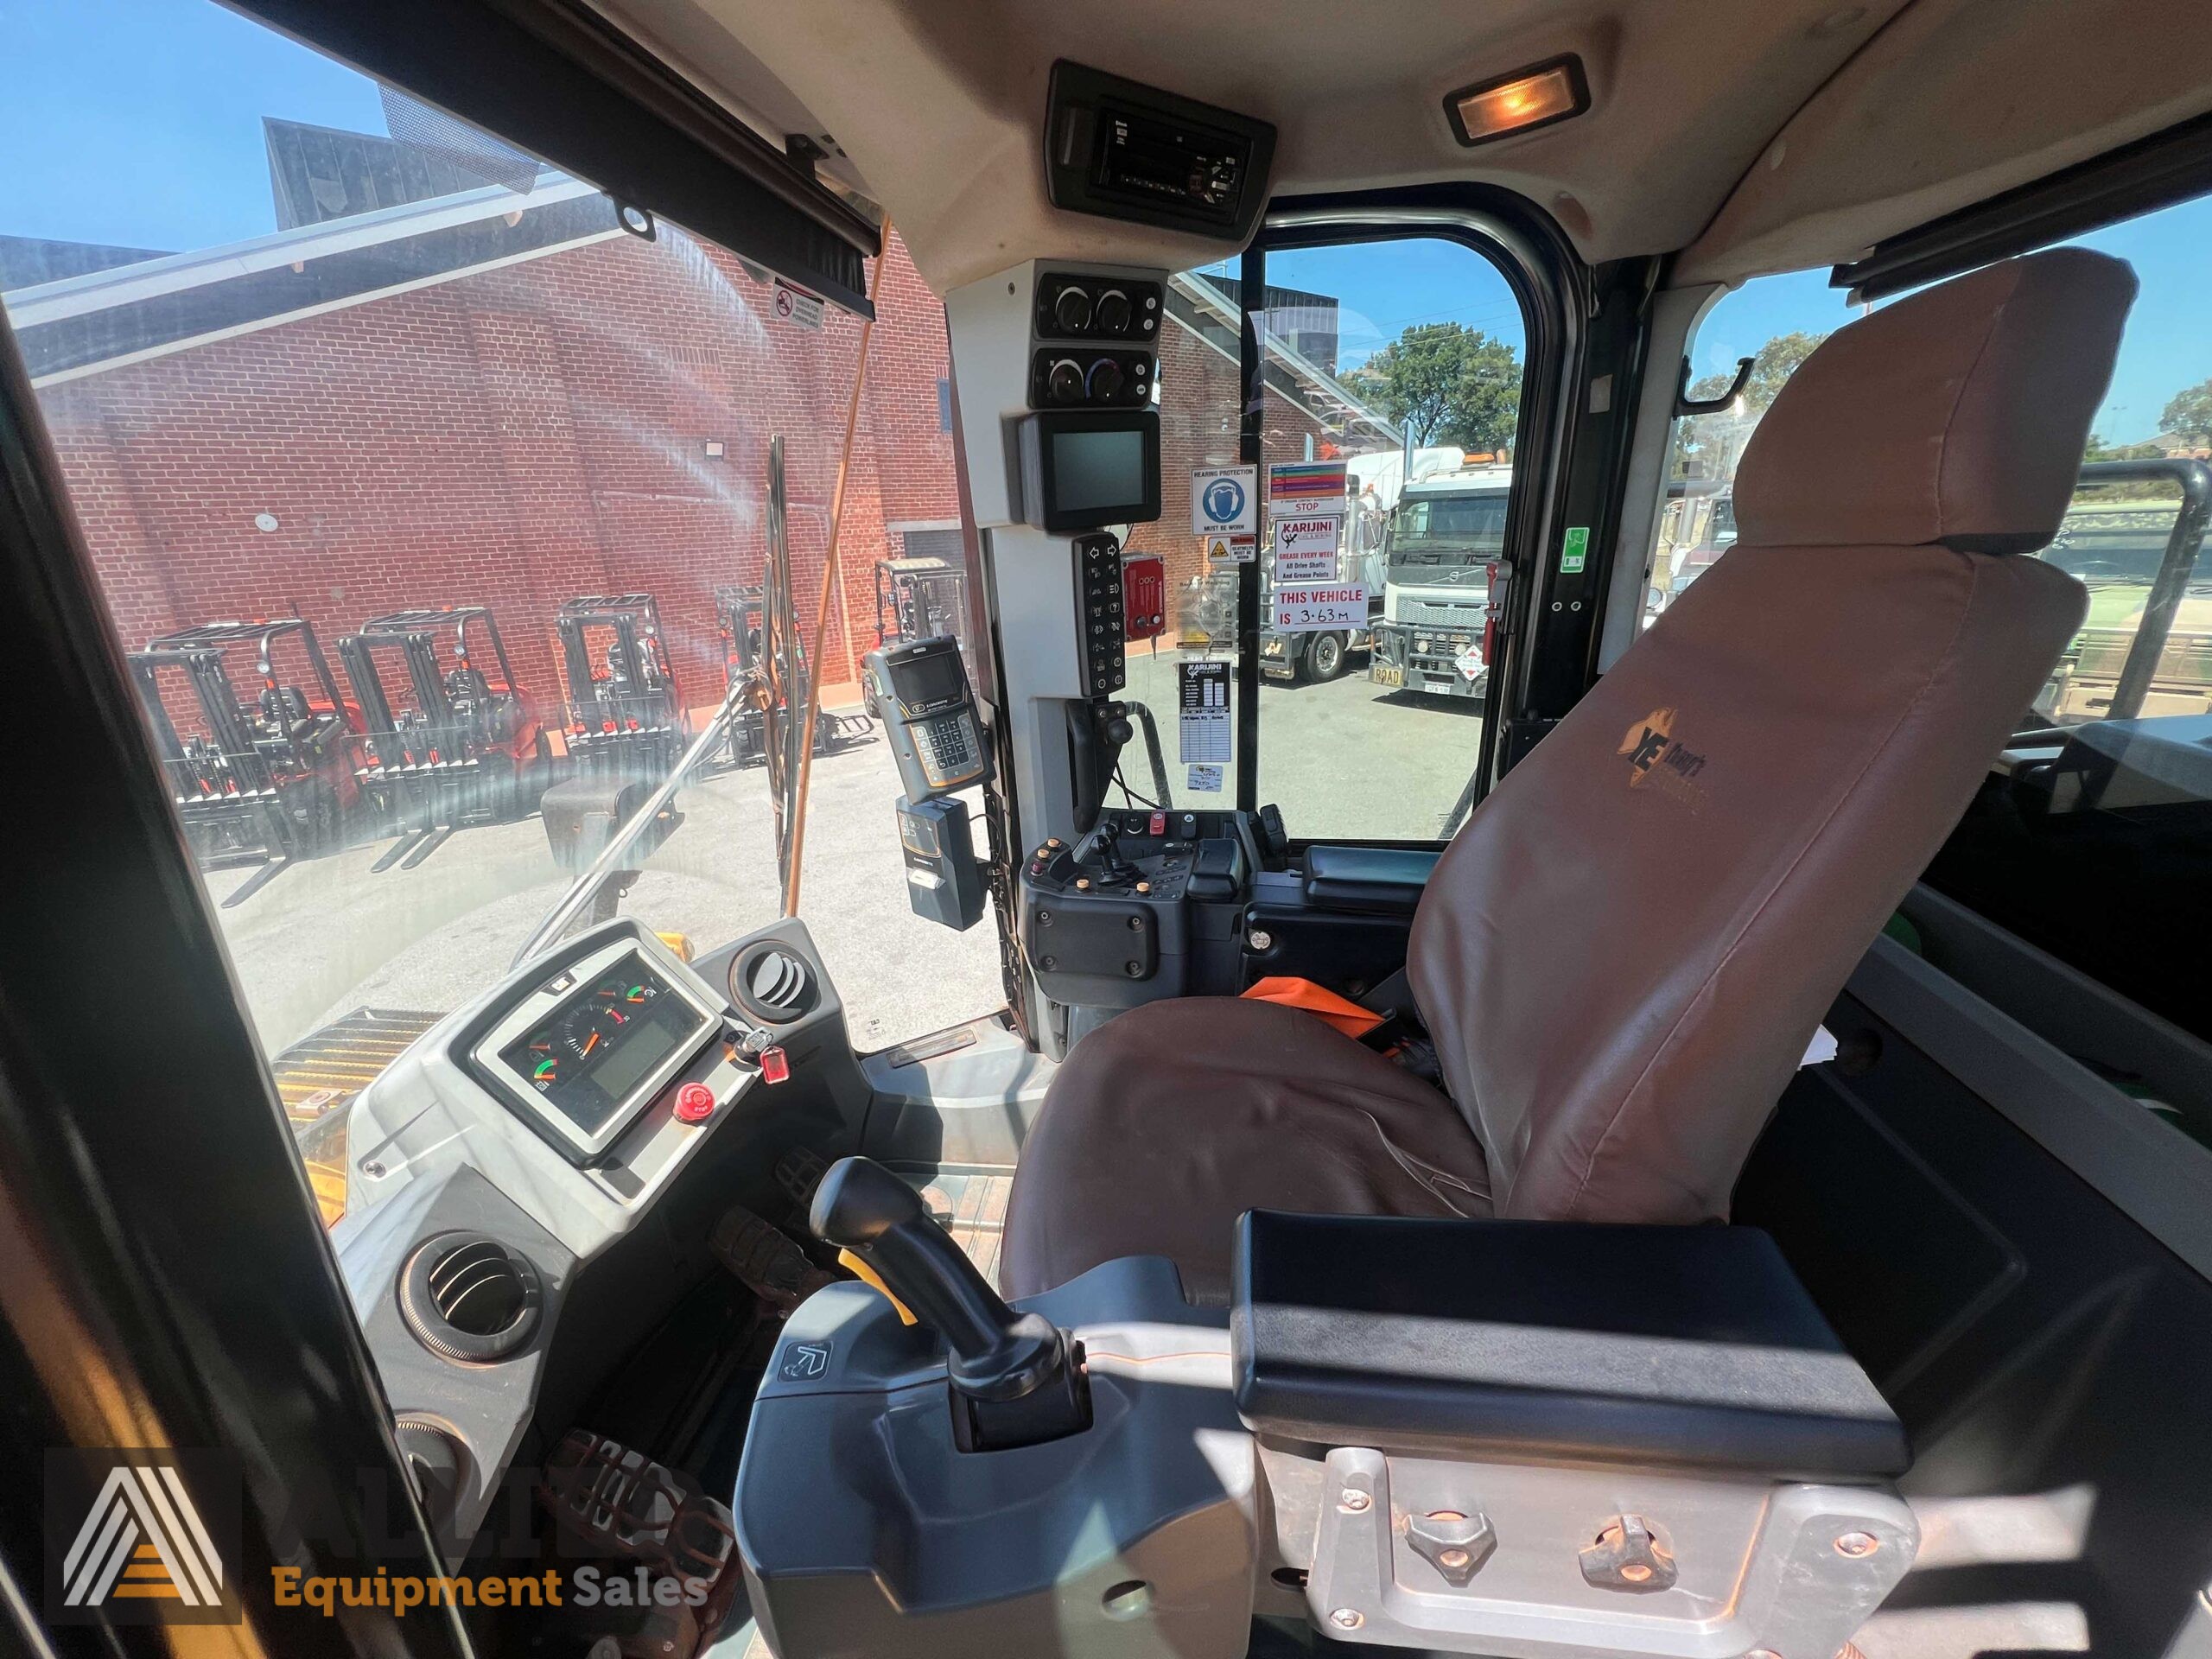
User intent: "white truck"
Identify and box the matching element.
[1370,465,1511,701]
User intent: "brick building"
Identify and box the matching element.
[3,127,1390,724]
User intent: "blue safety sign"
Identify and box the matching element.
[1192,465,1258,537]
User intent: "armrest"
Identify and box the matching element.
[1300,844,1440,915]
[1230,1211,1908,1478]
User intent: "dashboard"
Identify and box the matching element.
[325,916,864,1548]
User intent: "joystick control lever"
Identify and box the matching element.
[810,1157,1090,1451]
[1088,818,1140,887]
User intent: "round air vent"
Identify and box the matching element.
[730,944,817,1025]
[399,1232,542,1363]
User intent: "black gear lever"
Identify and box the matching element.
[810,1157,1091,1451]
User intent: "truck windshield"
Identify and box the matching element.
[1389,494,1508,575]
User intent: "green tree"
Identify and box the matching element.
[2160,380,2212,446]
[2083,432,2163,462]
[1363,322,1522,452]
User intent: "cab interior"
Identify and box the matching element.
[4,2,2212,1657]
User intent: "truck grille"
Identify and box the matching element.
[1395,600,1484,628]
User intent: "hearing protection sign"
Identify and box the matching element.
[1192,466,1258,537]
[1178,660,1232,766]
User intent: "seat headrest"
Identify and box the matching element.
[1733,248,2137,553]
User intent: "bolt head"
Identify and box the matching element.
[1835,1530,1879,1557]
[1338,1489,1370,1513]
[1328,1608,1363,1630]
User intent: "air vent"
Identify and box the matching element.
[733,945,816,1024]
[399,1232,542,1363]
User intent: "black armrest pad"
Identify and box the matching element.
[1231,1212,1908,1478]
[1300,844,1440,915]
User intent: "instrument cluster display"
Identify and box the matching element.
[498,956,707,1136]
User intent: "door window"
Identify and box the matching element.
[1255,236,1530,840]
[1,0,998,1222]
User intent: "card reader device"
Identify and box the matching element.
[863,634,989,802]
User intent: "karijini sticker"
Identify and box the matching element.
[1187,764,1224,792]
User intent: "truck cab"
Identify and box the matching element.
[8,6,2212,1659]
[1371,466,1513,700]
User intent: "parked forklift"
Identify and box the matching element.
[125,617,362,906]
[719,579,874,770]
[338,606,552,871]
[542,594,690,871]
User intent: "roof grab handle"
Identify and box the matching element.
[1675,354,1753,416]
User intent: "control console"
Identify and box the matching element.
[1019,807,1260,1007]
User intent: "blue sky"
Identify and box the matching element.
[5,0,2208,442]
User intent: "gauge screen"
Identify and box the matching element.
[498,956,707,1137]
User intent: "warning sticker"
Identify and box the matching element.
[773,280,823,330]
[1274,513,1342,584]
[1179,660,1232,764]
[1205,533,1256,565]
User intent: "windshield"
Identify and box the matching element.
[2,0,1001,1219]
[1389,492,1508,575]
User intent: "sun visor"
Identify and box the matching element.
[227,0,880,317]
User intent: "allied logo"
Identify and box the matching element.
[45,1450,240,1625]
[1618,708,1708,809]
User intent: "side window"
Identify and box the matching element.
[1257,237,1529,841]
[1,0,995,1224]
[1927,194,2212,1054]
[1639,274,1857,630]
[1644,202,2212,1063]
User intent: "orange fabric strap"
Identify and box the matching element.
[1241,976,1385,1039]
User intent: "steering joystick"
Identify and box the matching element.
[810,1157,1091,1451]
[1088,818,1141,887]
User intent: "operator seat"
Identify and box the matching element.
[1001,248,2133,1304]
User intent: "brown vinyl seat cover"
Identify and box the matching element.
[1001,249,2133,1304]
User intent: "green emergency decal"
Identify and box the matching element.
[1560,525,1590,575]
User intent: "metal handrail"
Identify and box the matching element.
[2069,457,2212,721]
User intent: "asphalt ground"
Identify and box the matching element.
[205,662,1484,1059]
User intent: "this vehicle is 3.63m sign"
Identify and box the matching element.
[1272,584,1368,632]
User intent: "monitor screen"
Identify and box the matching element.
[1052,427,1147,514]
[889,645,965,709]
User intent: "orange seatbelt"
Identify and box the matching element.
[1241,976,1385,1039]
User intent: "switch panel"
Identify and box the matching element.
[1077,532,1127,697]
[1029,346,1153,410]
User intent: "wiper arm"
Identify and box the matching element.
[508,676,752,969]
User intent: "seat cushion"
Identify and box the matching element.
[1000,997,1491,1303]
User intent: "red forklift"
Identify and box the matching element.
[125,617,363,906]
[337,606,551,871]
[542,594,690,870]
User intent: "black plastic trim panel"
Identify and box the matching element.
[1232,1211,1909,1478]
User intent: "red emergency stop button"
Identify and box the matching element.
[673,1081,716,1124]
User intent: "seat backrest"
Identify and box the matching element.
[1408,249,2133,1224]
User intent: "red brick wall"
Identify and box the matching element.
[35,226,957,718]
[36,234,1336,720]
